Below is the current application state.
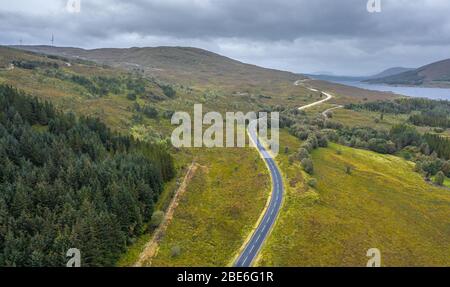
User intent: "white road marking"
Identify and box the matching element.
[235,80,333,267]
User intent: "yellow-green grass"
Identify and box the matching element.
[332,108,450,137]
[431,176,450,189]
[148,147,270,266]
[116,232,154,267]
[332,108,407,131]
[444,177,450,189]
[259,137,450,266]
[302,102,333,116]
[416,126,450,138]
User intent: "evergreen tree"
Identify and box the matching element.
[0,84,175,266]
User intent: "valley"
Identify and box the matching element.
[1,45,450,267]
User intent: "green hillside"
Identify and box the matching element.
[2,45,450,267]
[12,45,309,101]
[258,136,450,266]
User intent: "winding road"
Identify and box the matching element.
[322,105,344,118]
[299,88,333,111]
[234,120,284,267]
[234,81,334,267]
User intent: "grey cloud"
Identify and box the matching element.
[0,0,450,75]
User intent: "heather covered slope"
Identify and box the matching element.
[12,45,305,89]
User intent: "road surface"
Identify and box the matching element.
[234,119,284,267]
[299,88,334,111]
[322,105,344,118]
[234,82,334,267]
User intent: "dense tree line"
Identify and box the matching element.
[424,133,450,160]
[44,70,138,98]
[159,84,177,98]
[346,98,450,114]
[280,110,331,174]
[41,67,172,101]
[14,58,178,102]
[12,60,59,70]
[0,85,175,266]
[409,112,450,128]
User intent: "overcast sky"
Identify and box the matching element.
[1,0,450,75]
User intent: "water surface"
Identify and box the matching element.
[331,80,450,100]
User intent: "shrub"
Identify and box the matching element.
[434,171,445,186]
[368,138,396,154]
[345,166,352,175]
[301,158,314,174]
[434,127,445,134]
[150,211,165,228]
[297,148,310,161]
[142,106,158,118]
[442,161,450,177]
[162,110,175,119]
[390,124,422,149]
[160,84,176,98]
[317,133,329,148]
[418,157,444,176]
[400,150,413,161]
[307,178,317,187]
[171,246,181,257]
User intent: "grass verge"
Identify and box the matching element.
[258,133,450,266]
[148,147,270,266]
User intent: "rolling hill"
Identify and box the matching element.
[11,45,305,89]
[366,59,450,88]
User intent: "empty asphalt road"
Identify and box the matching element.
[234,82,334,267]
[234,120,284,267]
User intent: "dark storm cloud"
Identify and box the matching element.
[1,0,450,75]
[74,0,450,43]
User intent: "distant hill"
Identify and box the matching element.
[11,45,305,88]
[366,59,450,88]
[307,67,414,83]
[369,67,415,79]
